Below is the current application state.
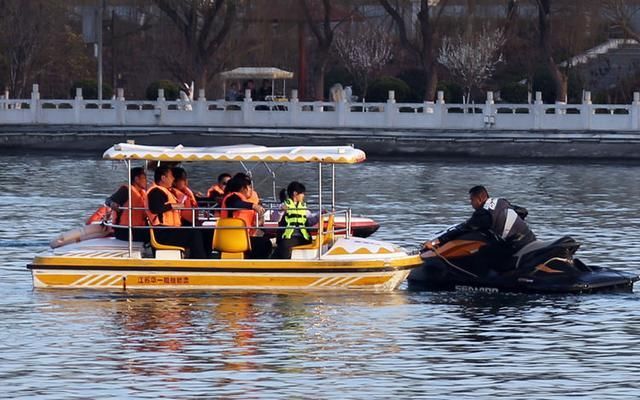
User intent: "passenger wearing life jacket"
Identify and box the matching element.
[220,173,272,258]
[206,173,231,201]
[105,167,150,242]
[147,165,207,259]
[424,185,536,272]
[171,167,199,225]
[272,181,319,259]
[231,172,260,204]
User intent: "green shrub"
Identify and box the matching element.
[146,80,180,101]
[366,76,410,102]
[436,81,464,103]
[70,79,113,100]
[396,69,426,102]
[500,82,529,103]
[532,68,556,103]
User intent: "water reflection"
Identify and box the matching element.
[2,155,640,398]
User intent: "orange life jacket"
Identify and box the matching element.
[147,184,181,227]
[220,191,257,236]
[87,205,110,225]
[247,189,259,204]
[117,185,148,227]
[207,183,225,198]
[172,186,198,223]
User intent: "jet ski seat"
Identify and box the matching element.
[513,236,579,269]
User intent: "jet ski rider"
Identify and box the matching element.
[424,185,536,269]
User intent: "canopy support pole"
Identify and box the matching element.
[318,162,323,260]
[331,163,335,212]
[127,159,132,257]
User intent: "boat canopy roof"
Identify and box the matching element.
[219,67,294,80]
[103,143,366,164]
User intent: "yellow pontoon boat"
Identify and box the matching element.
[28,143,422,291]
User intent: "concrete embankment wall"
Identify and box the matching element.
[2,125,640,160]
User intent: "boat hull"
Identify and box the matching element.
[28,255,420,292]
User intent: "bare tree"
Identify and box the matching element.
[0,0,92,98]
[603,0,640,42]
[0,1,51,97]
[378,0,450,101]
[334,23,393,99]
[438,27,505,104]
[300,0,357,100]
[153,0,236,91]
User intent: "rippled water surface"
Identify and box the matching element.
[1,154,640,399]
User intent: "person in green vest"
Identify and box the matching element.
[272,181,318,259]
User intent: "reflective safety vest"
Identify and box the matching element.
[207,183,225,198]
[483,197,534,243]
[147,184,181,227]
[117,185,148,227]
[220,191,257,236]
[282,198,310,240]
[172,186,198,223]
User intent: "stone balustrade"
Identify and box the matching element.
[1,84,640,131]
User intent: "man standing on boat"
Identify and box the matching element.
[424,185,535,269]
[147,166,207,259]
[106,167,150,243]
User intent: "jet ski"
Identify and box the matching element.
[408,230,638,294]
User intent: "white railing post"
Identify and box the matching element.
[385,90,396,127]
[337,95,346,127]
[583,91,592,130]
[290,89,299,126]
[116,88,125,125]
[243,88,252,125]
[196,88,206,125]
[436,90,445,128]
[632,92,640,130]
[484,91,495,128]
[155,88,165,125]
[74,87,83,123]
[31,84,40,123]
[534,91,543,129]
[1,89,8,110]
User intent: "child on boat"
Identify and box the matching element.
[272,181,319,259]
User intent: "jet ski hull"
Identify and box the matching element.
[408,260,638,294]
[409,234,638,294]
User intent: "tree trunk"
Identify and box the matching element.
[195,63,208,94]
[313,59,328,101]
[425,64,438,102]
[547,57,567,103]
[537,0,567,102]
